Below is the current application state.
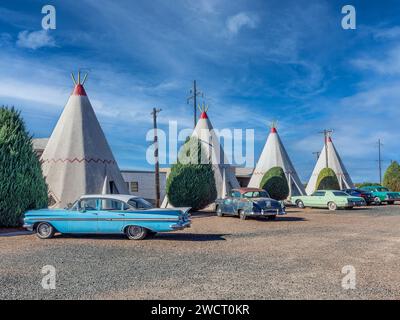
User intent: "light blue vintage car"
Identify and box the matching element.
[23,194,191,240]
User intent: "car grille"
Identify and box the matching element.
[257,201,280,209]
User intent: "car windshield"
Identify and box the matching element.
[333,191,349,197]
[243,191,269,198]
[68,201,80,211]
[128,198,153,209]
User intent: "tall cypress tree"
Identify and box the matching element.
[0,107,48,227]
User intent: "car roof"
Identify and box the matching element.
[80,194,139,202]
[232,187,265,194]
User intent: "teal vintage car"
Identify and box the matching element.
[23,194,191,240]
[214,188,286,220]
[291,190,365,211]
[359,186,400,205]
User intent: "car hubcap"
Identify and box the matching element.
[38,224,50,237]
[128,226,142,237]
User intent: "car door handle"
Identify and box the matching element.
[118,214,125,216]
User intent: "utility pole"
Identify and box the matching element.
[378,139,383,185]
[151,108,162,207]
[187,80,204,128]
[312,151,320,161]
[319,129,333,168]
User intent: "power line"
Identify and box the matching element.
[318,129,333,168]
[377,139,384,185]
[187,80,204,128]
[312,151,320,161]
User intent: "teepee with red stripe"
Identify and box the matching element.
[41,72,127,208]
[248,123,305,197]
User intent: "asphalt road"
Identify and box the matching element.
[1,205,400,300]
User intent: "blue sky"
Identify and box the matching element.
[1,0,400,183]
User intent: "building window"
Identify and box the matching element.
[130,182,139,193]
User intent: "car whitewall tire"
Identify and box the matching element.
[374,197,381,205]
[126,225,148,240]
[328,202,337,211]
[216,206,223,217]
[36,222,55,239]
[239,210,246,220]
[296,200,305,209]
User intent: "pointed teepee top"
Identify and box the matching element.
[270,120,278,133]
[71,71,88,96]
[198,103,209,119]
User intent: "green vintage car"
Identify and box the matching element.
[291,190,366,211]
[359,186,400,205]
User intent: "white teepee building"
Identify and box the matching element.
[248,125,305,197]
[305,136,354,195]
[41,72,128,208]
[191,108,240,198]
[161,107,240,208]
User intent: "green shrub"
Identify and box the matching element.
[166,137,217,210]
[260,166,289,200]
[316,167,340,190]
[383,161,400,191]
[0,107,48,227]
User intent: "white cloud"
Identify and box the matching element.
[16,30,56,50]
[226,12,258,36]
[372,26,400,40]
[351,45,400,75]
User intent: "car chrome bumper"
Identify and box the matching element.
[171,221,191,230]
[249,209,286,216]
[347,202,365,207]
[23,224,34,231]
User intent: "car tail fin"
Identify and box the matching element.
[179,207,191,215]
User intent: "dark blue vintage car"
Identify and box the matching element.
[214,188,286,220]
[23,194,191,240]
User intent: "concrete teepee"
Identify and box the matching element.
[248,123,305,197]
[41,72,128,208]
[305,135,354,195]
[191,105,240,198]
[161,105,240,208]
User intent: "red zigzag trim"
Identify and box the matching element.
[41,158,116,164]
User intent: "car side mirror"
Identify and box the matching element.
[79,208,86,213]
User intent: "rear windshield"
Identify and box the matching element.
[376,187,389,192]
[333,191,349,197]
[243,191,269,198]
[128,198,153,209]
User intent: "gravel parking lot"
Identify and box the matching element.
[1,205,400,300]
